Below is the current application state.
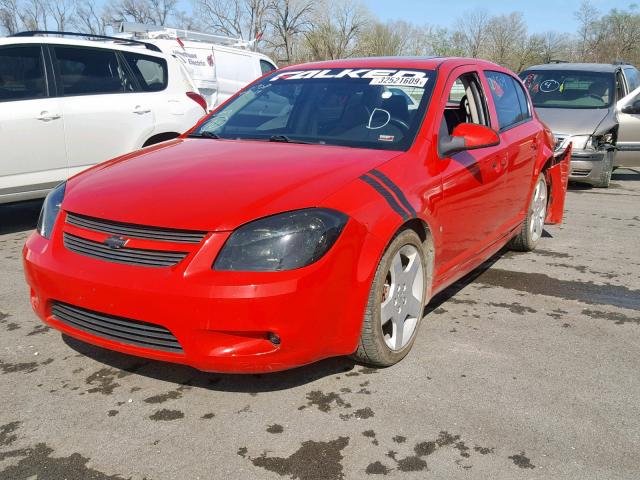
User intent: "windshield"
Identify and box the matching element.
[520,70,615,109]
[193,68,436,151]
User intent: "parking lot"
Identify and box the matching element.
[0,170,638,480]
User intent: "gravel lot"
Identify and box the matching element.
[1,170,639,480]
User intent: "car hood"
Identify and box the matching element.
[64,139,401,231]
[534,107,611,135]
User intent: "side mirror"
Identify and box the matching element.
[621,99,640,114]
[439,123,500,157]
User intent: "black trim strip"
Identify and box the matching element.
[368,170,417,217]
[359,174,409,220]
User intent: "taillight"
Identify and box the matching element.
[186,91,207,112]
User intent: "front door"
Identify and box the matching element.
[0,44,67,198]
[616,87,640,168]
[432,67,508,282]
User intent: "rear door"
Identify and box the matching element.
[0,43,67,199]
[483,70,538,229]
[51,44,155,175]
[615,86,640,168]
[434,67,508,280]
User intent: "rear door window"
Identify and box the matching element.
[0,45,47,102]
[53,46,132,96]
[122,52,168,91]
[485,71,531,130]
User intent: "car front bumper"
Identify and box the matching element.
[22,216,371,373]
[568,149,612,185]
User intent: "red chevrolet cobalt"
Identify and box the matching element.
[23,58,570,373]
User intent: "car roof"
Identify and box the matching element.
[0,36,166,58]
[523,63,622,73]
[281,56,504,72]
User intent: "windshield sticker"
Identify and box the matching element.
[540,79,560,92]
[270,69,428,88]
[378,134,395,142]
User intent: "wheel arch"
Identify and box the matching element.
[142,132,181,147]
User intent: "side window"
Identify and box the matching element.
[441,72,490,136]
[53,46,131,96]
[615,71,626,100]
[624,67,640,91]
[123,52,168,92]
[485,71,530,130]
[260,60,276,75]
[0,46,46,102]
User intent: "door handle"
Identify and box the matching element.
[37,111,61,121]
[133,106,151,115]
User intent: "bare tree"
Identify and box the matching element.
[304,0,368,60]
[48,0,75,30]
[485,12,526,69]
[456,8,489,58]
[73,0,109,34]
[574,0,599,61]
[267,0,313,64]
[195,0,271,40]
[0,0,19,34]
[18,0,49,30]
[357,20,417,57]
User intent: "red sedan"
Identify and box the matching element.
[23,58,570,373]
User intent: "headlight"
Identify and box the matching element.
[36,182,65,239]
[214,208,348,271]
[567,135,593,151]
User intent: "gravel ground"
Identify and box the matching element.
[0,170,639,480]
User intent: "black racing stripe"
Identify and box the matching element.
[359,174,409,220]
[369,169,417,217]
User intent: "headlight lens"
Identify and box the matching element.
[36,182,65,239]
[567,135,593,151]
[214,208,348,271]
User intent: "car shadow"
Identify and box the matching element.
[62,334,360,393]
[0,200,43,235]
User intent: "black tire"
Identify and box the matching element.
[353,229,428,367]
[509,174,547,252]
[593,151,614,188]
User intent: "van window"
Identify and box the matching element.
[260,60,276,75]
[53,46,132,96]
[0,46,46,102]
[486,71,530,130]
[123,52,168,91]
[624,67,640,91]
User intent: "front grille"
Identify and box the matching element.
[51,302,183,353]
[571,168,591,177]
[66,212,206,244]
[63,232,187,267]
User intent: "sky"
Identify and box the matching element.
[361,0,636,33]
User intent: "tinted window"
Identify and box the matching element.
[260,60,276,75]
[486,71,529,130]
[0,46,46,102]
[123,52,168,91]
[520,70,614,109]
[195,68,436,151]
[54,46,131,96]
[624,67,640,91]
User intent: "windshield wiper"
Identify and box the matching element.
[187,131,222,140]
[268,135,313,144]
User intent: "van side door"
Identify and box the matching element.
[615,86,640,168]
[0,44,67,201]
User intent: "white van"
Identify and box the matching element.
[0,32,207,204]
[116,23,278,109]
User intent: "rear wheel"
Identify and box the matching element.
[353,230,428,367]
[509,174,547,252]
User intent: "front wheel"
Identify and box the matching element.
[353,230,428,367]
[508,174,548,252]
[593,150,614,188]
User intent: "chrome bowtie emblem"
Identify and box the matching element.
[103,236,128,249]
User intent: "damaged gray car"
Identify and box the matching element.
[520,63,640,187]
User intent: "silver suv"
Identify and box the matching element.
[520,62,640,187]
